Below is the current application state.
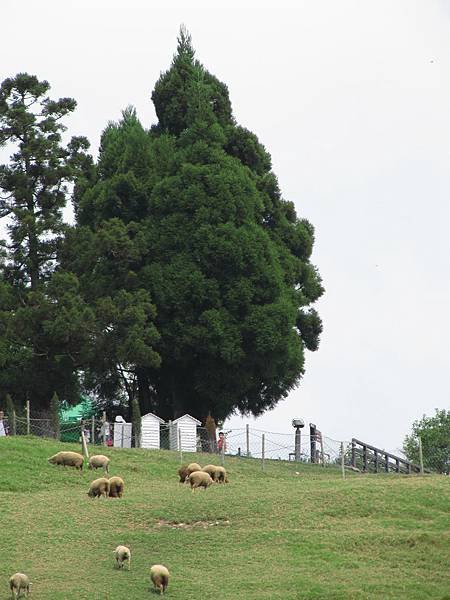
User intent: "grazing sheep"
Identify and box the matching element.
[177,465,190,483]
[108,476,124,498]
[189,470,213,491]
[87,477,110,499]
[150,564,169,595]
[178,462,202,483]
[201,464,220,481]
[187,462,201,473]
[47,451,84,471]
[215,465,229,483]
[9,573,31,598]
[88,454,110,474]
[113,545,131,570]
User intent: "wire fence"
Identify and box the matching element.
[1,411,447,475]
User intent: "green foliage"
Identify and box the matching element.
[403,409,450,473]
[0,73,91,410]
[72,29,324,423]
[50,391,60,440]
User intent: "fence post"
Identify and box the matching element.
[310,423,317,463]
[81,430,90,459]
[220,434,225,466]
[262,433,265,471]
[12,410,16,436]
[320,434,325,467]
[294,427,301,462]
[418,436,424,475]
[362,444,368,472]
[341,442,345,480]
[121,424,124,448]
[178,429,183,465]
[91,416,95,445]
[351,440,356,468]
[374,450,379,473]
[26,400,30,435]
[246,424,250,457]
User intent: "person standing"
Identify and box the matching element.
[217,431,227,454]
[100,418,110,446]
[0,411,7,436]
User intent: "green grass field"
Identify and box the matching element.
[1,436,449,599]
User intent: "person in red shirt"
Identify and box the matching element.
[217,431,227,453]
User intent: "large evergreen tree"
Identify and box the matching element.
[74,29,324,423]
[63,108,161,416]
[0,74,91,409]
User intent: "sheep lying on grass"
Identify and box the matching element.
[108,476,124,498]
[88,477,110,499]
[113,545,131,570]
[88,454,110,474]
[189,470,213,492]
[178,462,202,483]
[150,564,170,595]
[9,573,31,598]
[48,451,84,471]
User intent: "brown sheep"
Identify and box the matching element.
[88,454,110,474]
[150,564,169,595]
[215,465,229,483]
[177,465,190,483]
[189,470,213,492]
[87,477,110,499]
[108,476,125,498]
[187,462,202,473]
[178,462,202,483]
[9,573,31,598]
[201,464,219,482]
[48,451,84,471]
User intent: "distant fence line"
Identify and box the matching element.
[1,407,445,475]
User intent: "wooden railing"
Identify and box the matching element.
[350,438,425,474]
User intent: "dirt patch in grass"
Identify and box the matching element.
[155,518,230,529]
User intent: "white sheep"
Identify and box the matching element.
[150,564,170,595]
[88,454,110,474]
[113,545,131,570]
[9,573,31,598]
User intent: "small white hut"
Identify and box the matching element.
[141,413,165,449]
[169,414,201,452]
[113,416,132,448]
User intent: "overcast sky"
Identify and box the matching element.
[2,1,449,453]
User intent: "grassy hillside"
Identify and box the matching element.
[0,437,449,600]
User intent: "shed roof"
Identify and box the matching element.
[172,414,201,425]
[141,412,166,423]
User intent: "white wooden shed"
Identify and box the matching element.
[141,413,165,449]
[113,416,132,448]
[169,414,201,452]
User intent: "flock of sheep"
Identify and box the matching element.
[9,449,229,598]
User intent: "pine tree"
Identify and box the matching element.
[73,29,324,423]
[0,74,91,410]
